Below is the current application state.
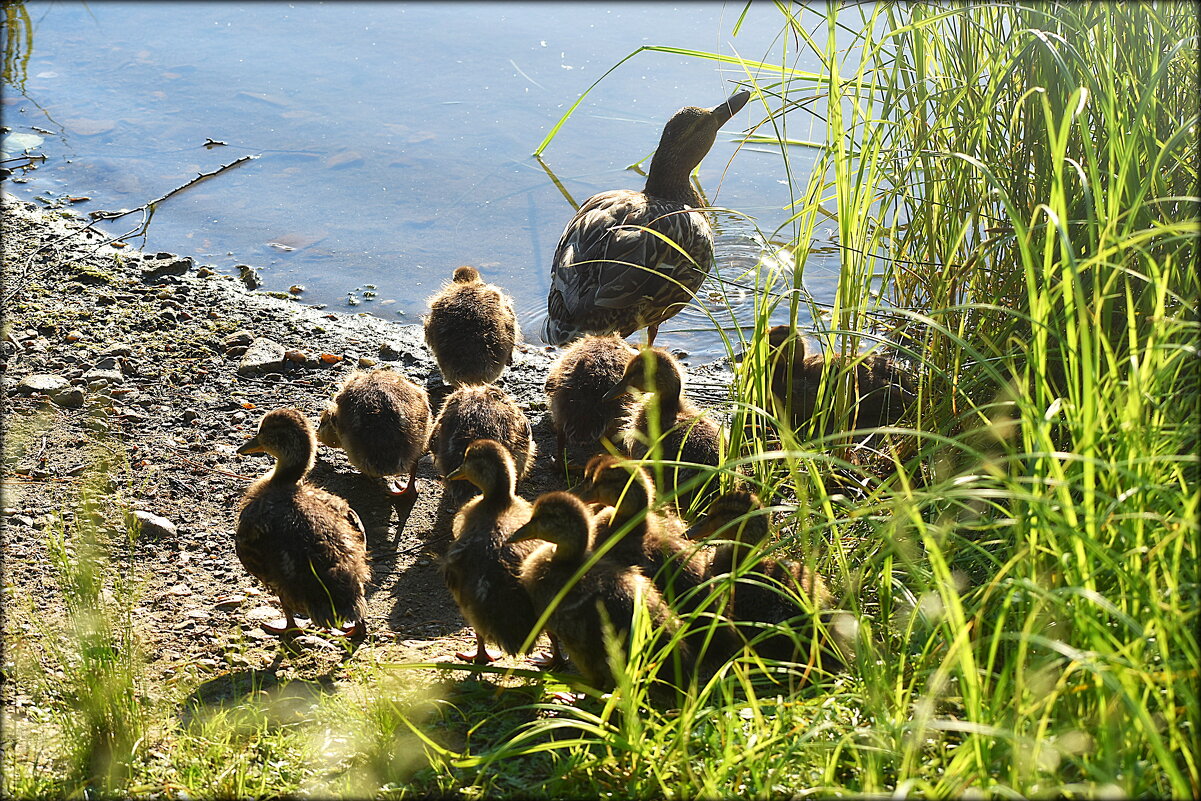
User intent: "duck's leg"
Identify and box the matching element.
[551,429,567,470]
[261,604,301,637]
[455,631,502,664]
[529,632,567,670]
[337,619,368,643]
[388,463,421,501]
[645,324,660,348]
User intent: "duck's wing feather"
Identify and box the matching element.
[547,191,713,337]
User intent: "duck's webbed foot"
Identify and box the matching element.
[456,633,502,664]
[261,608,302,637]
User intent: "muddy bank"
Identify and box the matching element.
[0,195,733,688]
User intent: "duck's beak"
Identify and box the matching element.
[600,381,628,404]
[684,519,710,540]
[507,520,541,544]
[236,435,264,455]
[444,465,469,482]
[711,89,751,125]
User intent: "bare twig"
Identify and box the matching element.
[89,154,259,222]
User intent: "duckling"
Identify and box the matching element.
[441,439,549,664]
[508,492,689,692]
[602,347,723,513]
[763,325,916,437]
[544,334,638,466]
[316,369,432,500]
[236,408,369,640]
[578,455,740,673]
[431,384,536,504]
[543,89,751,347]
[686,490,839,668]
[424,266,518,386]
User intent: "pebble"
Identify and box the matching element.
[358,356,377,368]
[181,409,200,423]
[132,510,178,539]
[16,373,69,395]
[83,357,123,384]
[52,387,86,408]
[222,330,254,350]
[142,255,193,280]
[236,338,286,376]
[236,264,261,289]
[379,341,404,360]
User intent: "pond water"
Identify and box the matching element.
[3,1,852,362]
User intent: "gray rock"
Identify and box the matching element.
[83,357,123,384]
[51,387,86,408]
[236,264,261,289]
[237,338,286,376]
[379,341,403,360]
[222,330,254,350]
[16,373,69,395]
[100,343,133,357]
[132,510,177,539]
[142,255,192,280]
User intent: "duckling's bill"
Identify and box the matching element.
[237,435,265,455]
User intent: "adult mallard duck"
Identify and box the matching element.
[441,439,558,665]
[508,491,690,693]
[762,325,916,437]
[544,334,638,466]
[316,369,432,500]
[236,408,369,640]
[686,490,840,668]
[603,347,723,513]
[424,266,519,386]
[543,89,751,347]
[431,384,536,504]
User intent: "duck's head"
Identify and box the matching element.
[601,347,683,403]
[685,490,767,544]
[508,491,593,558]
[647,89,751,188]
[453,265,482,284]
[237,408,316,477]
[577,453,653,510]
[444,438,517,495]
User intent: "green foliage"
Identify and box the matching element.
[4,2,1196,798]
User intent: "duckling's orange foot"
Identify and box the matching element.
[456,646,503,664]
[528,651,566,670]
[260,620,303,637]
[336,621,367,642]
[386,475,419,502]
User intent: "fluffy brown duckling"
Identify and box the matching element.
[508,492,690,692]
[602,347,723,513]
[316,369,432,500]
[441,439,556,664]
[236,408,369,640]
[687,490,839,668]
[543,89,752,346]
[431,384,536,504]
[424,266,518,386]
[763,325,916,437]
[544,334,638,467]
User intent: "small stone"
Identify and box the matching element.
[51,388,86,408]
[245,606,282,623]
[100,343,133,358]
[236,264,261,289]
[222,330,254,350]
[358,356,377,368]
[292,634,339,652]
[142,256,193,280]
[16,374,69,395]
[132,510,177,539]
[378,342,403,360]
[196,266,215,278]
[65,330,85,343]
[83,357,123,384]
[214,595,247,610]
[181,409,200,423]
[237,338,287,376]
[283,349,308,363]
